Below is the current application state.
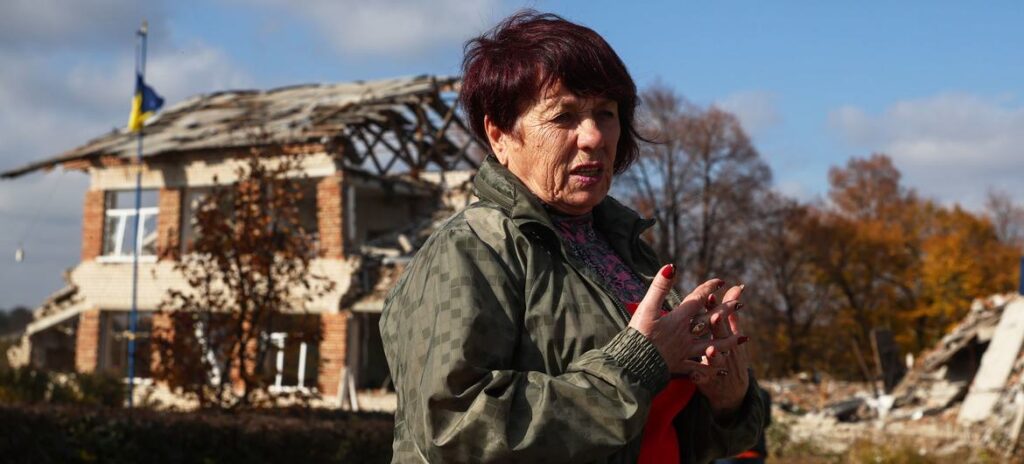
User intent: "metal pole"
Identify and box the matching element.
[127,20,148,409]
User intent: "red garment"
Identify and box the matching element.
[625,303,697,464]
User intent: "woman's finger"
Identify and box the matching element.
[630,264,675,326]
[676,360,715,385]
[667,278,724,327]
[708,299,740,339]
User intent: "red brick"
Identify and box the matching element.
[75,309,101,373]
[318,312,349,396]
[81,191,104,261]
[157,188,181,260]
[317,173,347,258]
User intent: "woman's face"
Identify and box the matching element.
[486,81,620,216]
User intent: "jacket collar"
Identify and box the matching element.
[473,155,655,239]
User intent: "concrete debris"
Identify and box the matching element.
[959,298,1024,424]
[344,172,475,314]
[766,293,1024,458]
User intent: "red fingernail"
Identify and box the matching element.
[736,303,744,312]
[738,336,749,345]
[625,302,639,313]
[660,264,675,279]
[707,294,716,308]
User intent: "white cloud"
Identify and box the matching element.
[0,0,169,51]
[716,90,781,136]
[66,42,254,112]
[247,0,502,56]
[829,93,1024,209]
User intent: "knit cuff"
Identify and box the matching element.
[604,327,670,394]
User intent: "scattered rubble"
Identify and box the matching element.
[764,293,1024,460]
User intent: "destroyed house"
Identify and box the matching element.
[2,75,484,408]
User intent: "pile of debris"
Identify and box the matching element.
[343,170,476,313]
[766,293,1024,458]
[888,293,1024,452]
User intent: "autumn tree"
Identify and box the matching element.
[618,84,771,287]
[808,153,1018,377]
[912,204,1019,350]
[154,142,334,409]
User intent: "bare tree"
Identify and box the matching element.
[745,193,836,375]
[985,188,1024,250]
[618,84,771,287]
[154,140,334,409]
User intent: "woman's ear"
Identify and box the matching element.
[484,115,509,166]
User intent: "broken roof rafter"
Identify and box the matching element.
[1,75,485,179]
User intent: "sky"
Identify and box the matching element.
[1,0,1023,308]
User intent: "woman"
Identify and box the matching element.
[381,11,764,463]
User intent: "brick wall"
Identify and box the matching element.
[75,309,101,373]
[157,188,181,260]
[81,190,105,261]
[149,312,173,381]
[318,312,349,397]
[317,174,346,258]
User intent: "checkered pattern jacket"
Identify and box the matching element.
[381,156,763,463]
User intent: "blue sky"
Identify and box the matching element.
[1,0,1023,308]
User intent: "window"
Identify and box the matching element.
[265,332,319,392]
[98,311,153,378]
[352,312,391,390]
[102,190,159,259]
[180,181,318,254]
[261,314,320,393]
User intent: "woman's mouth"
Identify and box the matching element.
[570,164,603,185]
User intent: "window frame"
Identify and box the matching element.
[99,190,160,262]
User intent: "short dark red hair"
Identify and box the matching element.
[460,11,641,174]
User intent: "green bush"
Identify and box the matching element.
[0,404,394,463]
[0,367,123,407]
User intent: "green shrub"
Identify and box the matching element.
[0,403,394,463]
[0,367,123,407]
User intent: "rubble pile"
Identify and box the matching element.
[765,293,1024,459]
[890,293,1013,420]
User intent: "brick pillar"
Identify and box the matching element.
[149,312,173,382]
[81,190,105,261]
[317,173,346,258]
[75,309,101,373]
[319,312,349,397]
[157,188,181,260]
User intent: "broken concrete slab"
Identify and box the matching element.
[958,298,1024,424]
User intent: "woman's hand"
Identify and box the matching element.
[628,265,742,379]
[692,284,751,420]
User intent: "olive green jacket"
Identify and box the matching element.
[381,156,763,463]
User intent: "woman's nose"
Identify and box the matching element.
[576,118,604,151]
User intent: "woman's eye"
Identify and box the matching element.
[596,109,617,120]
[552,112,576,125]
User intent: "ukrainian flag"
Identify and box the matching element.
[127,73,164,132]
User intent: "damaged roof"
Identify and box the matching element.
[2,74,484,179]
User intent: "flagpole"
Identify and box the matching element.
[127,19,148,409]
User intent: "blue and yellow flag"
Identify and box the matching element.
[127,73,164,132]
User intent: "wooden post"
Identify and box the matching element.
[851,337,879,398]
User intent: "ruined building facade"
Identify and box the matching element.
[3,75,482,408]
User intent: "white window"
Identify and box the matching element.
[266,331,318,393]
[102,190,159,261]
